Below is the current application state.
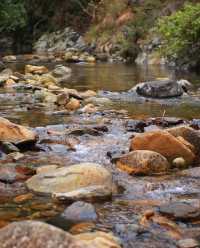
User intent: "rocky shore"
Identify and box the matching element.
[0,59,200,248]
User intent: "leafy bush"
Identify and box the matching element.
[158,3,200,68]
[0,0,27,32]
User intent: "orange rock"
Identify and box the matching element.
[14,193,33,203]
[0,117,37,144]
[131,131,195,164]
[116,150,170,175]
[66,98,81,111]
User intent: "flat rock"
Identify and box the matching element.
[116,150,170,175]
[26,163,114,201]
[0,221,87,248]
[131,130,195,164]
[0,117,37,146]
[61,201,97,222]
[159,202,200,221]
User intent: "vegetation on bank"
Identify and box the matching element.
[157,3,200,69]
[0,0,200,69]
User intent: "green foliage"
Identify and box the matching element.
[158,3,200,65]
[0,0,27,32]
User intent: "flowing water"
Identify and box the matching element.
[1,62,200,247]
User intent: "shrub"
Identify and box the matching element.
[158,3,200,68]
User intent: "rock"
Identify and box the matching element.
[26,163,114,201]
[36,165,59,174]
[38,74,58,87]
[172,157,186,169]
[61,201,97,222]
[50,65,72,83]
[0,117,37,146]
[8,152,24,161]
[130,80,184,98]
[177,79,193,92]
[85,56,96,63]
[52,64,72,76]
[25,65,48,75]
[0,221,87,248]
[14,193,33,203]
[159,202,200,221]
[125,120,146,132]
[0,142,19,154]
[66,98,81,111]
[0,68,13,85]
[79,104,97,114]
[116,150,170,175]
[4,78,15,88]
[56,93,70,106]
[177,239,199,248]
[0,61,6,71]
[75,232,121,248]
[131,130,195,164]
[166,125,200,153]
[2,55,16,62]
[80,90,97,99]
[34,89,57,103]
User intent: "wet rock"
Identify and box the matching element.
[56,93,70,106]
[80,90,97,99]
[177,79,193,92]
[36,165,59,174]
[0,142,19,154]
[131,130,195,164]
[0,221,86,248]
[0,68,13,85]
[14,193,33,203]
[26,163,114,201]
[79,104,98,114]
[4,78,16,88]
[51,65,72,83]
[125,120,146,132]
[166,125,200,153]
[159,202,200,221]
[0,61,6,71]
[0,117,37,147]
[75,232,121,248]
[177,239,199,248]
[190,119,200,130]
[34,89,57,103]
[172,157,186,169]
[150,117,185,127]
[62,201,97,222]
[116,150,170,175]
[25,65,48,75]
[130,80,184,98]
[65,98,81,111]
[2,55,16,62]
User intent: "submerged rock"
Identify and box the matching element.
[62,201,97,222]
[131,130,195,164]
[116,150,170,175]
[130,80,184,98]
[0,221,86,248]
[0,117,37,146]
[159,202,200,221]
[26,163,114,201]
[75,231,121,248]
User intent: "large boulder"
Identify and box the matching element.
[0,117,37,146]
[26,163,114,201]
[0,221,87,248]
[130,80,185,98]
[131,130,195,164]
[166,125,200,153]
[116,150,170,175]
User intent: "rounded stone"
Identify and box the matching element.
[26,163,114,201]
[116,150,170,175]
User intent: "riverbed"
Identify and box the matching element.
[1,62,200,248]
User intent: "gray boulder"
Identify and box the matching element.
[130,80,185,98]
